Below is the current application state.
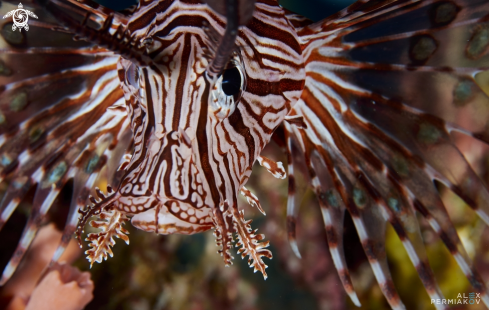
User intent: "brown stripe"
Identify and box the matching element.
[247,78,303,96]
[325,224,338,246]
[438,231,457,254]
[361,238,380,261]
[196,79,220,205]
[128,0,173,33]
[286,215,296,239]
[415,260,436,293]
[337,268,354,291]
[246,16,302,55]
[173,33,192,131]
[288,174,295,195]
[152,15,209,38]
[380,279,400,305]
[389,219,406,241]
[228,107,255,168]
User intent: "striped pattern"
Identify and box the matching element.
[0,1,489,309]
[67,0,305,278]
[286,0,489,308]
[0,23,130,283]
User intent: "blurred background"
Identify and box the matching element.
[1,0,489,309]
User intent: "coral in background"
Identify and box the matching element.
[25,263,93,310]
[1,224,92,310]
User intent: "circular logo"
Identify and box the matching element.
[13,9,28,28]
[2,3,38,32]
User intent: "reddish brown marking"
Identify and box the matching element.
[246,78,303,96]
[284,115,307,129]
[127,0,173,32]
[172,33,192,131]
[337,268,355,291]
[228,106,255,167]
[415,260,437,293]
[286,215,296,239]
[288,174,296,195]
[246,14,301,55]
[438,230,458,254]
[389,219,406,241]
[325,225,338,246]
[380,279,401,306]
[361,238,385,262]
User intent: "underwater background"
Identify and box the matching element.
[0,0,489,309]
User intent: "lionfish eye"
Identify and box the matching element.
[208,55,246,119]
[221,66,242,97]
[125,63,139,87]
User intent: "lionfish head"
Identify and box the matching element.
[72,0,305,272]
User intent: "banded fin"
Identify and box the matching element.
[288,0,489,307]
[0,1,129,285]
[284,122,309,259]
[308,148,361,307]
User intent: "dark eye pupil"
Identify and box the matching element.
[221,66,241,96]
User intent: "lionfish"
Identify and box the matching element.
[0,0,488,308]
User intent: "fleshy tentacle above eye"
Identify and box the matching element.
[203,0,256,78]
[288,0,489,308]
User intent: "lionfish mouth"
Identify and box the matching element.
[130,199,214,235]
[75,185,215,265]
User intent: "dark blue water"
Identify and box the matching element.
[94,0,357,22]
